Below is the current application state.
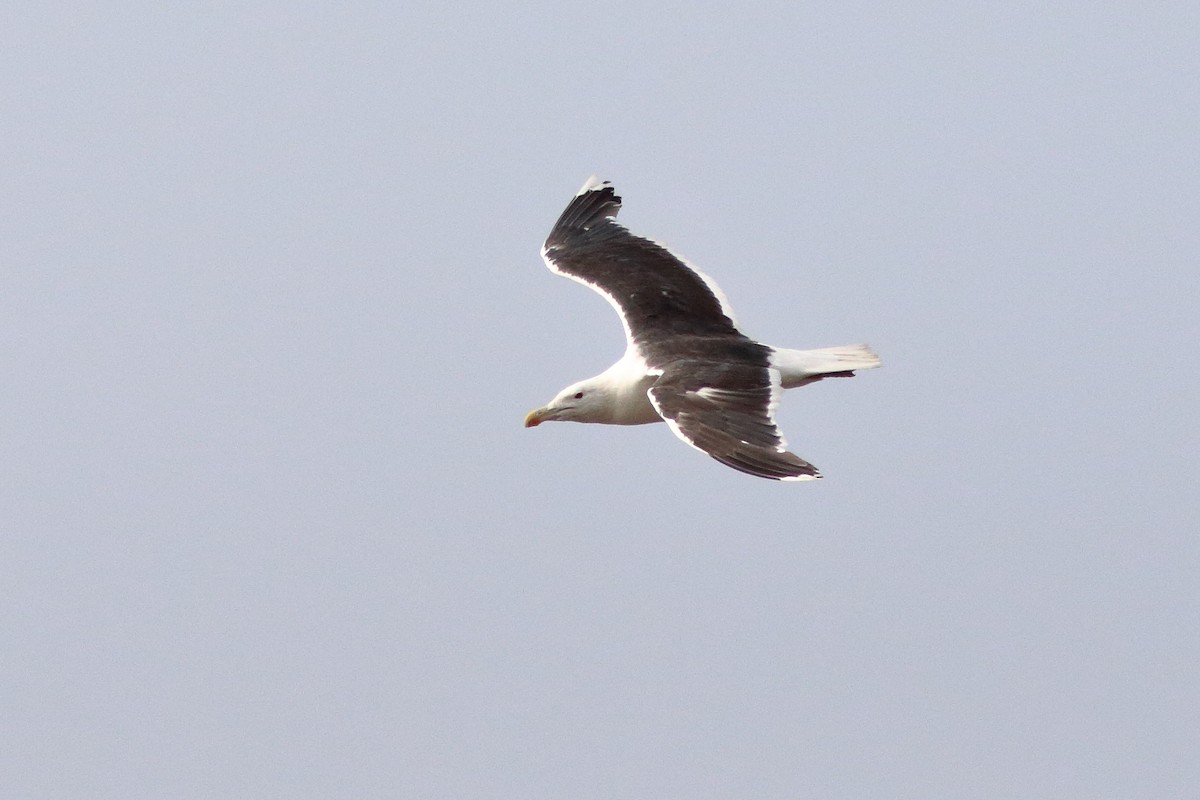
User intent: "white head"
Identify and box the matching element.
[524,377,616,427]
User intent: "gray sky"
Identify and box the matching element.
[3,3,1198,798]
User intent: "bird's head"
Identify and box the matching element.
[524,379,612,427]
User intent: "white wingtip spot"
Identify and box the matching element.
[576,174,609,195]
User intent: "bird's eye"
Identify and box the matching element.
[573,391,584,399]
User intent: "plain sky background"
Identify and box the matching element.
[3,3,1198,798]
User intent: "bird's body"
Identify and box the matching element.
[525,176,879,481]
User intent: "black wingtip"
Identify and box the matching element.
[711,449,822,481]
[545,176,623,248]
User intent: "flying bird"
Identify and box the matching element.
[524,176,879,481]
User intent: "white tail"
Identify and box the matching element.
[771,344,881,389]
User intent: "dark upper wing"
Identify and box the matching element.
[540,177,742,347]
[647,361,821,481]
